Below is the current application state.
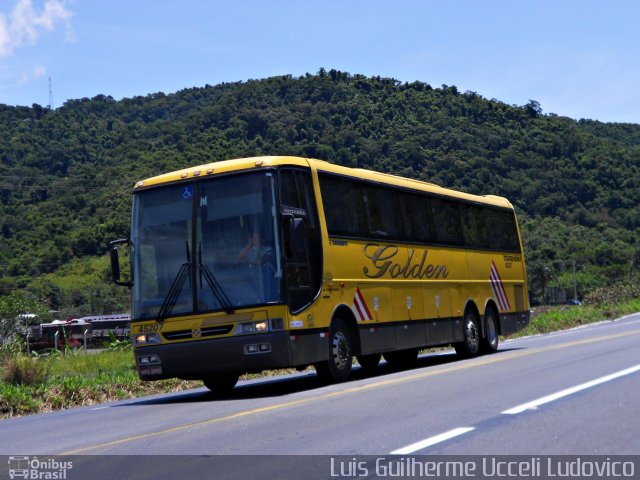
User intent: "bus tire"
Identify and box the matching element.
[480,308,499,354]
[315,318,353,383]
[202,372,239,395]
[455,310,481,358]
[356,353,381,371]
[384,348,419,370]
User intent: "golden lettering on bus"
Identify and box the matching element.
[362,244,449,279]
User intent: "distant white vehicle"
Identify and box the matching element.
[35,314,130,349]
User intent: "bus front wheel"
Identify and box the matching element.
[455,311,480,358]
[315,318,353,383]
[202,372,239,395]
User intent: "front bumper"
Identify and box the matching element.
[135,331,293,380]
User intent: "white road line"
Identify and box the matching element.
[390,427,474,454]
[503,363,640,415]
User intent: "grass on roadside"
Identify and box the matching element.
[517,298,640,336]
[0,348,201,418]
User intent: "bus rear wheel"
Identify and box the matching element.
[315,318,353,383]
[480,309,499,354]
[202,372,239,395]
[455,311,480,358]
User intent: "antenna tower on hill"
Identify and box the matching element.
[48,76,54,110]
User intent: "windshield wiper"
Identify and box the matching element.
[156,263,190,322]
[156,242,192,322]
[199,244,234,314]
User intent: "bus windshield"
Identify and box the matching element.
[131,172,282,321]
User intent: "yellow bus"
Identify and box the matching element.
[110,156,530,393]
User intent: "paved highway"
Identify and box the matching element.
[2,313,639,462]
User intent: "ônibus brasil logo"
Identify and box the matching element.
[7,456,73,479]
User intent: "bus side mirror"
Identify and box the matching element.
[109,238,132,288]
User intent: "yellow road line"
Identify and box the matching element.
[60,327,640,454]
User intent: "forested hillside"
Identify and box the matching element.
[1,69,640,315]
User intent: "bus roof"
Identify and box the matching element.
[134,156,514,210]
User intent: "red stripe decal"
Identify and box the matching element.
[490,261,511,311]
[353,288,373,321]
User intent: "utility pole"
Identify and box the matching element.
[48,76,53,110]
[573,257,578,302]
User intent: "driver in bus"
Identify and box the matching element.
[238,230,274,267]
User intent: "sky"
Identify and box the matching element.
[0,0,639,123]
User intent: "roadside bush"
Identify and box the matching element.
[0,383,42,416]
[104,331,132,351]
[2,354,51,386]
[584,279,640,307]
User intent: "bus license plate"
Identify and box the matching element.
[139,365,163,376]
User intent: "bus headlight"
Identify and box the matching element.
[235,320,269,335]
[134,333,161,345]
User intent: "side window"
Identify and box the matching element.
[297,171,320,231]
[362,185,402,240]
[279,170,301,208]
[486,209,521,252]
[318,173,520,252]
[398,192,435,244]
[460,204,489,249]
[431,197,463,245]
[319,175,367,237]
[279,169,318,229]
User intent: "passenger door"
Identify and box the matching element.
[279,168,322,313]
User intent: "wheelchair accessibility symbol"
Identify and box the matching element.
[182,186,193,200]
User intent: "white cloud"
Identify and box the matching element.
[0,0,73,58]
[33,64,45,76]
[17,64,46,85]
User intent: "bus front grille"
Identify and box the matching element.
[162,324,234,341]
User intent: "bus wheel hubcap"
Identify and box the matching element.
[486,316,497,345]
[332,331,350,371]
[465,317,479,350]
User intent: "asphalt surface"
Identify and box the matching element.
[2,313,639,477]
